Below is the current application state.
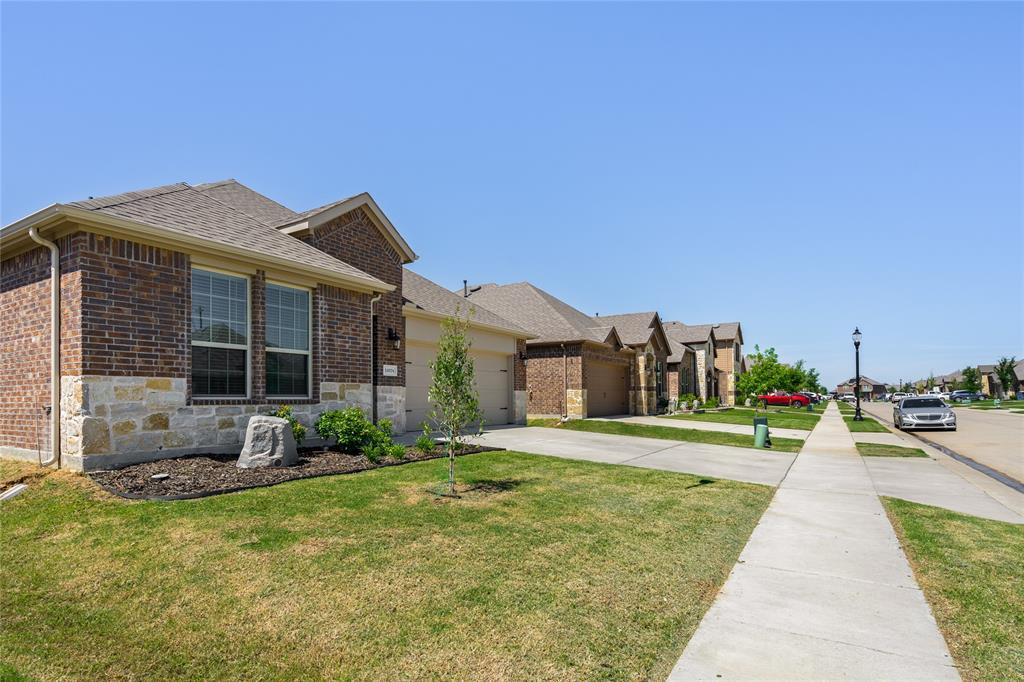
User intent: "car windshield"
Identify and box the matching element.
[903,398,945,409]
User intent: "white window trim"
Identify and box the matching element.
[191,267,252,399]
[265,281,313,399]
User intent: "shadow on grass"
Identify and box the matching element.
[685,478,716,489]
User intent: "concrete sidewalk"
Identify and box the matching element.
[595,415,809,441]
[669,403,960,680]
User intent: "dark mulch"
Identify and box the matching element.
[89,444,501,501]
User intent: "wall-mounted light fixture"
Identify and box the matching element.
[387,327,401,350]
[518,351,528,361]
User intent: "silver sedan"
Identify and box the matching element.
[893,397,956,431]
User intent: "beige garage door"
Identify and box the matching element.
[588,360,628,417]
[406,345,511,431]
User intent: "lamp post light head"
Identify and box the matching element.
[852,327,862,348]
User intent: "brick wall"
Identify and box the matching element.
[301,207,404,387]
[0,237,82,452]
[514,338,527,390]
[78,233,189,377]
[525,343,582,416]
[315,284,372,386]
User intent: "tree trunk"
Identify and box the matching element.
[448,432,456,496]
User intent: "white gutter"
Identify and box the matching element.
[28,226,60,468]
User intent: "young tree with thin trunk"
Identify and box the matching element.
[427,314,484,496]
[994,357,1017,399]
[960,366,981,393]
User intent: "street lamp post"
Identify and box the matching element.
[852,327,863,421]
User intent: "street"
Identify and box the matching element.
[860,401,1024,485]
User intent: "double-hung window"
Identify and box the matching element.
[191,268,250,397]
[266,283,311,397]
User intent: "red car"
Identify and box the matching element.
[757,391,810,408]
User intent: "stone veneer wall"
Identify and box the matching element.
[59,376,373,471]
[695,349,709,400]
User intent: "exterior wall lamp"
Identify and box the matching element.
[387,327,401,350]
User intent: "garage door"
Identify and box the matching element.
[588,360,628,417]
[405,345,511,431]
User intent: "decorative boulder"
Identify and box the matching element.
[237,416,298,468]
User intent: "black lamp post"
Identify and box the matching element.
[852,327,863,421]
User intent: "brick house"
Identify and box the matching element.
[666,336,697,403]
[664,322,718,402]
[462,282,667,419]
[707,322,743,406]
[594,313,672,414]
[835,376,887,401]
[1,180,423,471]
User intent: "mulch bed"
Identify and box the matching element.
[89,444,502,501]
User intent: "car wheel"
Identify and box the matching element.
[894,419,901,430]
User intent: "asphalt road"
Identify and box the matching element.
[861,401,1024,485]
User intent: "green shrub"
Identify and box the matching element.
[415,434,436,453]
[704,397,720,409]
[274,405,306,445]
[677,393,697,408]
[315,407,374,453]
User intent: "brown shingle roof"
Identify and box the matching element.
[193,179,297,226]
[403,269,530,337]
[664,321,716,345]
[68,182,386,288]
[465,282,619,345]
[666,336,694,364]
[596,312,660,346]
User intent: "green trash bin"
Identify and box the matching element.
[754,423,769,449]
[753,416,771,448]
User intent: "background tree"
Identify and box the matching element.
[994,357,1017,398]
[427,314,484,496]
[960,366,981,393]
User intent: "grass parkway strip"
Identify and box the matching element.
[528,418,805,453]
[0,453,772,681]
[660,406,822,431]
[855,442,929,458]
[884,497,1024,681]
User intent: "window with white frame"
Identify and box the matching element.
[191,268,249,397]
[266,283,311,397]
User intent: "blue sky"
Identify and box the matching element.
[2,2,1021,388]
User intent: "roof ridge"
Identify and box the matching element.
[75,182,191,211]
[194,182,274,227]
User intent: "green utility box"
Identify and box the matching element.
[753,416,771,448]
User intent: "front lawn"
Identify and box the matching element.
[954,399,1024,410]
[884,498,1024,681]
[0,454,772,680]
[661,406,821,431]
[843,415,888,432]
[531,418,804,453]
[855,442,928,458]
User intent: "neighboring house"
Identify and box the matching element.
[835,376,887,400]
[705,322,743,405]
[1,180,418,471]
[463,282,662,419]
[1015,359,1024,397]
[401,269,532,428]
[663,322,718,401]
[594,312,672,414]
[666,336,697,402]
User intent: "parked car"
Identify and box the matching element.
[839,394,857,404]
[893,397,956,431]
[950,390,986,402]
[797,391,820,404]
[758,391,811,408]
[890,392,911,403]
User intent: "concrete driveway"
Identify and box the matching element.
[469,426,796,486]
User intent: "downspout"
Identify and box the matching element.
[561,343,568,420]
[369,293,382,423]
[29,227,60,468]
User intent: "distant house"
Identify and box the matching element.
[665,336,697,402]
[663,322,717,401]
[835,376,886,400]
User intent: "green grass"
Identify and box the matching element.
[855,442,928,458]
[884,497,1024,681]
[0,455,772,681]
[530,418,804,453]
[835,401,855,414]
[954,399,1024,410]
[661,406,821,431]
[843,415,888,432]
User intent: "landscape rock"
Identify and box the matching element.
[237,416,297,468]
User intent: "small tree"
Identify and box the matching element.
[994,357,1017,399]
[427,314,484,496]
[960,366,981,393]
